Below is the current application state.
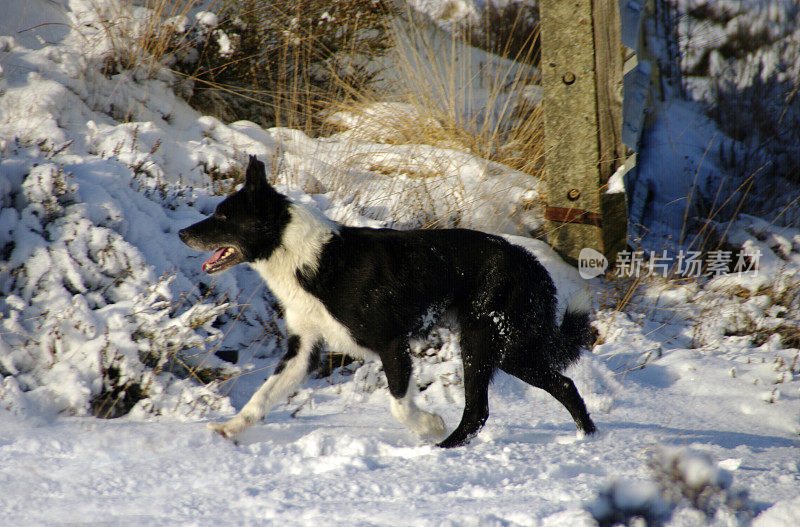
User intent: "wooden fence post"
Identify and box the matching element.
[539,0,627,265]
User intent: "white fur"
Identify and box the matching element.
[251,204,377,361]
[213,203,441,439]
[389,381,446,439]
[565,289,591,315]
[208,339,313,438]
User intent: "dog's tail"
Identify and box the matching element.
[554,290,593,370]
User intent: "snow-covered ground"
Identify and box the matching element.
[1,1,798,525]
[1,320,799,524]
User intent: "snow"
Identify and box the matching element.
[0,0,799,524]
[195,11,219,29]
[1,339,798,524]
[754,496,800,527]
[625,98,727,250]
[407,0,480,30]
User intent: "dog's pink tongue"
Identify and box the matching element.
[202,248,227,272]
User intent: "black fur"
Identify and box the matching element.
[274,335,301,375]
[180,156,596,447]
[276,336,323,376]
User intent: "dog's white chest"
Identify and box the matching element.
[252,255,317,313]
[251,253,376,360]
[249,204,377,359]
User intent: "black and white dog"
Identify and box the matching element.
[179,156,596,447]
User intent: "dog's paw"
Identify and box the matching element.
[556,427,599,444]
[581,420,597,436]
[576,426,600,440]
[417,412,446,439]
[436,432,471,448]
[207,418,247,439]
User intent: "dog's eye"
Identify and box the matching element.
[215,212,227,220]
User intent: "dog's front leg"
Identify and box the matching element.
[209,334,318,439]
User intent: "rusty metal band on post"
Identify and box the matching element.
[544,206,603,228]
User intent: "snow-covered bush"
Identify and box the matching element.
[648,448,750,521]
[692,272,800,351]
[674,0,800,222]
[588,447,751,526]
[155,0,397,131]
[587,478,673,527]
[691,219,800,351]
[0,148,235,419]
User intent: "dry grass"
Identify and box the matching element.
[84,0,396,133]
[294,4,546,233]
[380,6,543,175]
[171,0,395,132]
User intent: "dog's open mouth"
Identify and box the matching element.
[202,246,242,273]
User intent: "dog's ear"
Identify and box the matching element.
[244,155,268,192]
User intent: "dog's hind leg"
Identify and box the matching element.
[502,363,596,435]
[208,334,319,439]
[381,339,446,440]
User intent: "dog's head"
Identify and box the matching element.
[179,156,291,274]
